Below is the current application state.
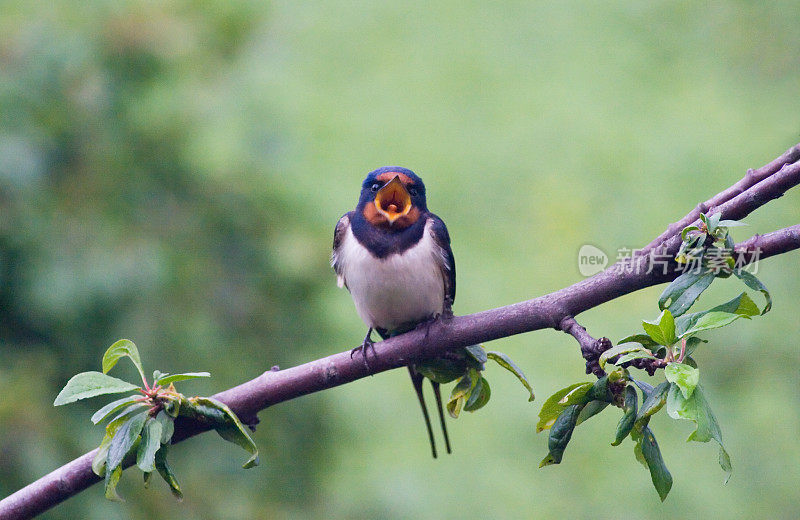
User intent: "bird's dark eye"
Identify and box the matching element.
[408,187,418,196]
[370,182,381,192]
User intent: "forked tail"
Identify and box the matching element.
[407,366,452,458]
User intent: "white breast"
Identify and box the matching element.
[337,220,445,332]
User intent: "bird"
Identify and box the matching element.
[331,166,457,458]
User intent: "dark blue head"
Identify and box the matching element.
[358,167,427,229]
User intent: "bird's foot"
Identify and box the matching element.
[415,306,452,333]
[414,317,432,331]
[350,340,375,372]
[442,298,455,320]
[351,328,377,373]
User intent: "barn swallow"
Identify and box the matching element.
[331,166,456,457]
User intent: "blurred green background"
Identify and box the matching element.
[1,1,798,518]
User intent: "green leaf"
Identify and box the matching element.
[539,404,582,467]
[104,465,124,502]
[633,380,654,397]
[54,371,140,406]
[666,384,732,483]
[724,233,736,252]
[107,403,150,427]
[464,377,491,412]
[631,428,647,468]
[415,358,466,384]
[164,397,181,418]
[733,269,772,314]
[577,379,607,404]
[642,310,677,346]
[636,382,669,427]
[106,410,148,474]
[187,397,260,469]
[102,339,146,383]
[576,400,609,425]
[732,292,760,317]
[106,405,141,430]
[615,351,657,366]
[93,407,141,477]
[639,426,673,501]
[537,382,593,432]
[681,231,705,250]
[680,311,744,338]
[717,219,748,228]
[719,446,733,484]
[612,385,638,446]
[664,363,700,399]
[708,291,760,317]
[155,445,182,499]
[464,344,488,364]
[91,395,143,425]
[464,376,484,410]
[675,292,759,336]
[658,271,715,317]
[155,410,175,444]
[93,433,114,477]
[446,370,476,418]
[707,212,721,232]
[585,374,612,403]
[486,351,535,401]
[681,225,700,241]
[136,418,163,473]
[599,342,652,369]
[155,372,211,385]
[676,240,705,263]
[618,334,659,349]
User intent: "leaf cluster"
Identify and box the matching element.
[675,212,744,268]
[416,345,535,418]
[54,340,258,501]
[537,369,729,502]
[538,215,769,501]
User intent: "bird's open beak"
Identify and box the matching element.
[374,176,412,224]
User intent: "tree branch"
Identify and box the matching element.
[3,145,800,520]
[559,316,612,378]
[640,142,800,255]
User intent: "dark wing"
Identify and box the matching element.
[428,213,456,307]
[331,212,352,289]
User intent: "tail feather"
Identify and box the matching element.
[407,366,438,458]
[431,381,452,455]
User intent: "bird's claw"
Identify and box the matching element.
[414,317,435,331]
[351,333,377,373]
[442,298,455,319]
[415,307,451,332]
